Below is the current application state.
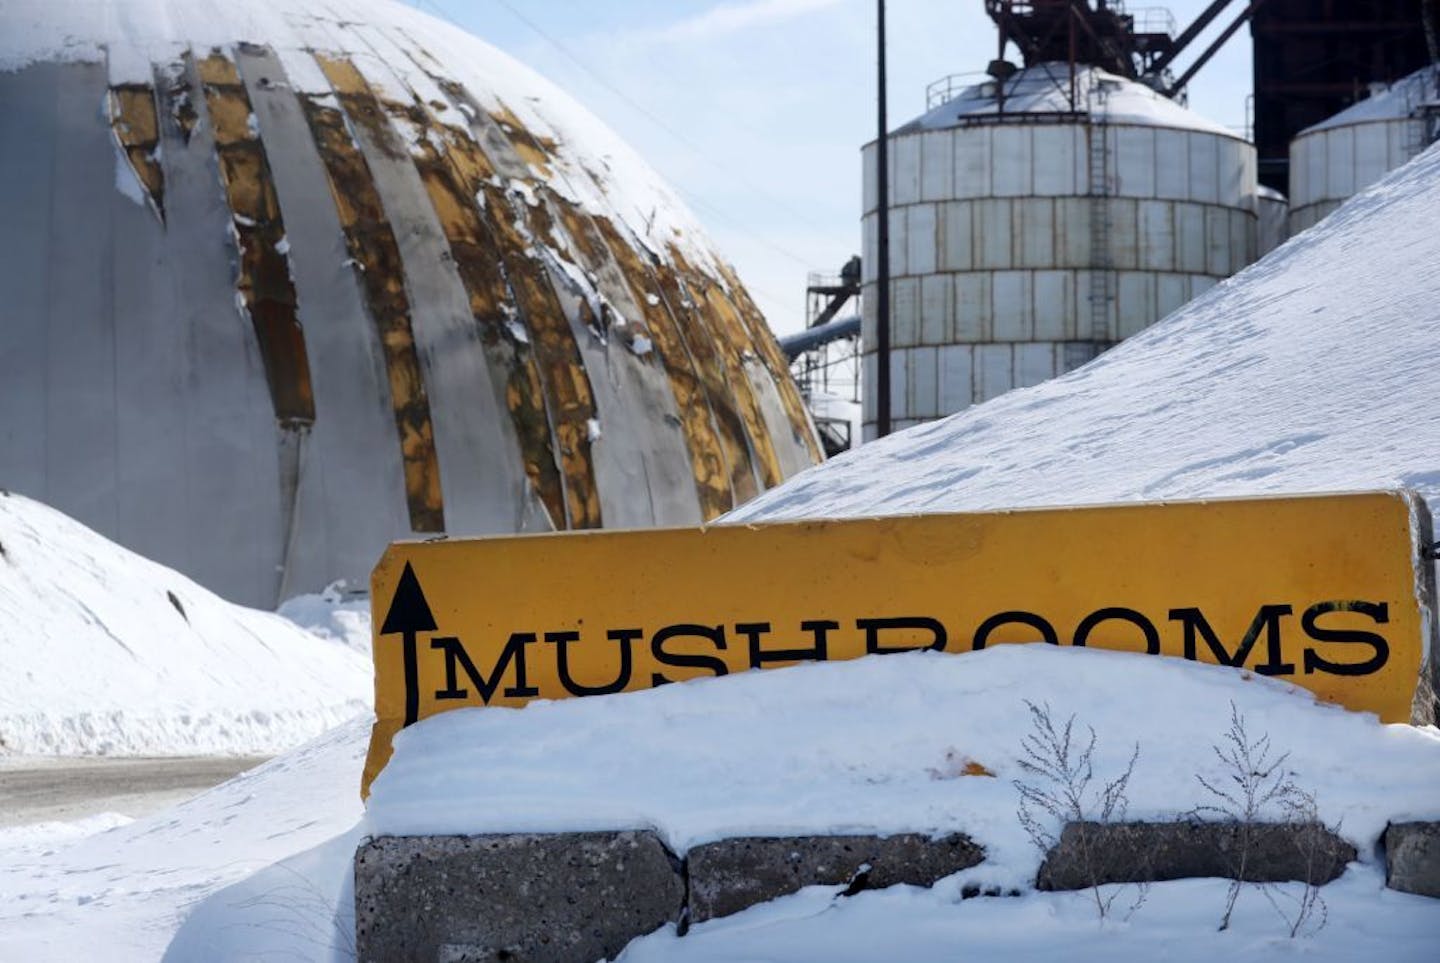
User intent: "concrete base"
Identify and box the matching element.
[686,833,984,922]
[1038,821,1355,890]
[354,832,684,963]
[1385,822,1440,898]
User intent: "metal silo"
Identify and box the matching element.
[860,64,1258,437]
[0,0,820,608]
[1288,65,1440,235]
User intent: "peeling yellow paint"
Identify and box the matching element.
[593,217,733,519]
[198,51,315,428]
[300,90,446,533]
[108,84,165,220]
[716,262,823,463]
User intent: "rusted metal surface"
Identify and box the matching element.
[325,54,583,532]
[648,261,759,503]
[299,79,446,533]
[671,250,784,490]
[108,83,164,220]
[197,51,315,428]
[479,177,603,529]
[488,103,555,178]
[714,261,824,462]
[592,216,735,519]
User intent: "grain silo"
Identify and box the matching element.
[0,0,820,608]
[859,63,1257,437]
[1288,65,1440,235]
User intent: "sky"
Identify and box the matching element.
[404,1,1256,335]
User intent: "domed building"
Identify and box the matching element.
[0,0,819,607]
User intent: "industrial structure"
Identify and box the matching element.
[857,35,1259,437]
[0,0,820,608]
[1289,63,1440,233]
[1252,0,1440,193]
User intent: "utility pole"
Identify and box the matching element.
[875,0,892,438]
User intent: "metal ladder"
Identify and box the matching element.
[1087,76,1113,348]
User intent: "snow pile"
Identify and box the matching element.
[731,141,1440,524]
[367,647,1440,864]
[908,63,1235,137]
[0,492,369,755]
[0,718,369,962]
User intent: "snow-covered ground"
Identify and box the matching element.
[6,69,1440,963]
[0,492,371,756]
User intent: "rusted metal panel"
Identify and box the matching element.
[198,51,316,429]
[954,273,991,342]
[714,261,822,465]
[678,256,785,490]
[156,53,281,600]
[108,83,164,220]
[236,43,412,596]
[110,62,189,567]
[975,198,1011,270]
[592,216,733,517]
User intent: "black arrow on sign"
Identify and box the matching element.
[379,561,437,727]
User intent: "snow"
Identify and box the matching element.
[0,491,370,755]
[1304,64,1440,133]
[365,647,1440,860]
[618,869,1440,963]
[0,717,369,962]
[906,63,1236,138]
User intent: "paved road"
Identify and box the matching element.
[0,756,269,827]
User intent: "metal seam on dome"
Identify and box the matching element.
[714,262,824,462]
[196,51,316,430]
[647,262,760,504]
[340,59,599,531]
[480,175,603,529]
[382,84,568,530]
[591,216,735,519]
[107,83,164,222]
[297,69,445,534]
[670,250,785,490]
[398,45,733,519]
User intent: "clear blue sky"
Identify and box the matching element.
[406,1,1254,334]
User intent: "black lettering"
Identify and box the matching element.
[430,634,539,703]
[1168,605,1294,675]
[547,629,638,696]
[651,623,729,686]
[972,611,1058,649]
[739,620,836,668]
[1073,607,1160,655]
[857,616,948,655]
[1301,600,1390,677]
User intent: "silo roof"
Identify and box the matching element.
[1301,64,1440,134]
[898,62,1236,138]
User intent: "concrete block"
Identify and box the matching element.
[1385,822,1440,898]
[354,832,684,963]
[687,832,984,922]
[1038,821,1355,891]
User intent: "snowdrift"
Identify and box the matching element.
[732,142,1440,524]
[0,491,369,755]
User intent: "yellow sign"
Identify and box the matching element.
[363,491,1435,795]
